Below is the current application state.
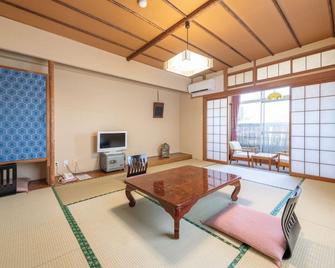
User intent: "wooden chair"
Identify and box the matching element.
[127,154,148,177]
[282,186,301,259]
[229,141,257,167]
[276,151,289,171]
[204,186,301,265]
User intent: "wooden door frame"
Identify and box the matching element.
[47,61,55,185]
[203,97,229,164]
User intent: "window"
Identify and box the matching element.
[237,87,289,153]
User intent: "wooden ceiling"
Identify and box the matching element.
[0,0,334,76]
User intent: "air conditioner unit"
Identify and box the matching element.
[187,74,224,97]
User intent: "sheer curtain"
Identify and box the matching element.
[236,88,289,153]
[231,95,240,141]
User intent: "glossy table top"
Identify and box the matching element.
[125,165,240,206]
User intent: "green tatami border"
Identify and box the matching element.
[52,174,304,268]
[52,187,102,268]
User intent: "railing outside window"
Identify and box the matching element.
[236,87,289,153]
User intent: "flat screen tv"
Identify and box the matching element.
[97,131,127,153]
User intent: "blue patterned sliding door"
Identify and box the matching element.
[0,67,47,162]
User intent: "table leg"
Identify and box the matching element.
[125,185,136,207]
[268,159,272,171]
[174,218,180,239]
[231,180,241,201]
[159,201,195,239]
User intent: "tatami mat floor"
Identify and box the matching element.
[0,188,88,268]
[1,160,334,268]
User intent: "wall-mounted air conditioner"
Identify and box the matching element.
[187,74,224,97]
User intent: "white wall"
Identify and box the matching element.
[54,65,181,173]
[0,17,190,92]
[179,94,203,160]
[0,50,182,177]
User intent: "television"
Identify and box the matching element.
[97,131,127,153]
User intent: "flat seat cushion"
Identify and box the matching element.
[279,155,289,163]
[233,151,255,158]
[204,204,286,267]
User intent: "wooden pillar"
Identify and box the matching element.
[47,61,55,185]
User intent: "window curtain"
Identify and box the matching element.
[231,95,240,141]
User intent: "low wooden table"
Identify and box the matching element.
[124,165,241,239]
[251,153,278,171]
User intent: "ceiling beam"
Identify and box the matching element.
[108,0,231,67]
[328,0,335,36]
[219,1,274,55]
[51,0,176,56]
[192,21,251,62]
[162,0,251,62]
[0,0,163,63]
[126,0,220,61]
[171,34,232,67]
[272,0,301,47]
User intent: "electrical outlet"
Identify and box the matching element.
[55,161,59,167]
[63,160,69,166]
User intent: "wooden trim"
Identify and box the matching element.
[0,158,47,165]
[271,0,301,47]
[105,0,231,67]
[227,67,254,76]
[290,44,335,62]
[206,159,229,165]
[51,0,175,56]
[252,60,257,86]
[48,61,55,186]
[290,172,335,183]
[255,44,335,71]
[0,64,47,76]
[148,153,192,167]
[256,64,335,84]
[192,21,251,62]
[227,68,254,89]
[203,99,207,160]
[203,68,335,100]
[1,1,164,63]
[227,82,254,90]
[328,0,335,37]
[219,2,273,55]
[107,0,165,31]
[126,0,220,61]
[169,34,232,67]
[203,98,229,162]
[224,70,229,92]
[289,87,292,174]
[256,44,335,69]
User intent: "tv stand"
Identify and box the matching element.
[100,152,125,172]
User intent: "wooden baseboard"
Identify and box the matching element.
[54,152,193,186]
[148,153,192,167]
[204,159,228,165]
[290,172,335,183]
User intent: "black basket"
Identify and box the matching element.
[0,163,17,197]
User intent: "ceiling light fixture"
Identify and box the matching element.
[164,20,213,77]
[137,0,147,8]
[267,91,282,100]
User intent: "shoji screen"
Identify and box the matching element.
[206,98,228,162]
[291,82,335,180]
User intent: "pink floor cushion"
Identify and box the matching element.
[16,177,29,193]
[204,204,286,267]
